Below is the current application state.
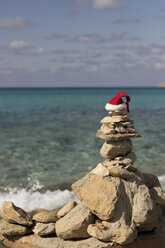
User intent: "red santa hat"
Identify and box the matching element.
[105,91,131,112]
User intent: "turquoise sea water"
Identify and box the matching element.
[0,88,164,210]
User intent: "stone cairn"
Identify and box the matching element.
[0,106,165,247]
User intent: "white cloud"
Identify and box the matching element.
[7,40,50,56]
[93,0,124,9]
[76,34,105,43]
[154,62,165,69]
[0,16,35,28]
[7,40,29,49]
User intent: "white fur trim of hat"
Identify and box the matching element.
[105,103,127,111]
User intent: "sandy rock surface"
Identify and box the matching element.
[100,140,133,159]
[0,201,33,226]
[32,222,55,236]
[57,201,77,218]
[0,220,31,236]
[55,204,95,239]
[32,210,58,223]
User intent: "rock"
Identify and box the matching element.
[0,220,31,236]
[32,222,55,236]
[71,172,92,200]
[55,204,95,240]
[101,124,116,134]
[88,221,137,245]
[100,140,133,160]
[33,210,58,223]
[1,221,165,248]
[109,109,127,116]
[143,173,161,188]
[150,186,165,206]
[57,201,77,218]
[115,126,127,133]
[96,130,141,141]
[107,165,135,180]
[92,163,109,177]
[101,115,130,124]
[0,201,33,226]
[81,175,118,220]
[103,152,136,167]
[132,185,159,231]
[119,120,134,126]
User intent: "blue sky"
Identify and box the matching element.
[1,0,165,87]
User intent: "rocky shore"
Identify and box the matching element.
[0,108,165,248]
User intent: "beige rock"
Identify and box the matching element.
[107,165,135,180]
[0,220,31,236]
[92,163,109,177]
[101,124,116,134]
[109,109,127,116]
[103,152,136,167]
[100,140,133,159]
[88,221,137,245]
[71,172,92,200]
[101,115,129,124]
[57,201,77,218]
[97,130,141,141]
[55,204,95,240]
[132,184,159,231]
[0,201,33,226]
[150,186,165,206]
[33,210,58,223]
[143,173,161,188]
[119,120,134,126]
[32,222,55,236]
[81,175,118,220]
[115,126,127,133]
[1,221,165,248]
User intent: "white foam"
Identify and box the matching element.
[0,182,79,211]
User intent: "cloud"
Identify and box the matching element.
[6,40,50,56]
[93,0,124,10]
[75,34,107,43]
[0,16,35,29]
[109,31,127,40]
[114,18,141,24]
[154,62,165,69]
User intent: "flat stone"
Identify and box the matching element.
[100,140,133,159]
[103,152,136,167]
[55,204,95,240]
[0,220,31,236]
[118,121,134,126]
[92,163,109,177]
[57,201,77,218]
[101,115,130,124]
[107,165,135,180]
[109,109,127,116]
[33,210,58,223]
[81,175,118,220]
[32,222,55,236]
[97,130,141,141]
[0,201,33,226]
[101,124,116,134]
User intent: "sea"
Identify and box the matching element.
[0,87,164,211]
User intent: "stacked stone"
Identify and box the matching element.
[95,108,141,180]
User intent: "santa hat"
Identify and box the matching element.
[105,91,130,112]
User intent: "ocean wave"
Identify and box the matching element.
[0,182,79,211]
[0,177,164,211]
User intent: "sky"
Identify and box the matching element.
[1,0,165,87]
